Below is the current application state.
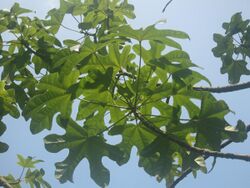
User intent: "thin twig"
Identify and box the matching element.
[162,0,175,13]
[169,124,250,188]
[134,41,143,106]
[18,167,25,182]
[72,15,80,24]
[193,81,250,93]
[60,24,82,33]
[97,111,132,136]
[78,98,129,110]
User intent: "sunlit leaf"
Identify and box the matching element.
[17,154,43,168]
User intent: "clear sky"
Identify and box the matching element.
[0,0,250,188]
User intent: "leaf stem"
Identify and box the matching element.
[134,41,142,106]
[78,98,129,110]
[72,15,80,24]
[18,167,25,181]
[60,24,82,33]
[162,0,174,13]
[97,111,132,136]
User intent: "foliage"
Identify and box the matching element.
[0,154,51,188]
[0,1,249,188]
[212,12,250,84]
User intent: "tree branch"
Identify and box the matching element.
[134,111,250,161]
[168,124,250,188]
[193,81,250,93]
[0,176,13,188]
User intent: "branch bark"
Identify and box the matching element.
[193,81,250,93]
[134,111,250,161]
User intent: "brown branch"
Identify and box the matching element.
[168,124,250,188]
[193,81,250,93]
[162,0,175,13]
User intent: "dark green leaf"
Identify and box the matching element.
[109,123,156,163]
[44,116,124,187]
[25,168,51,188]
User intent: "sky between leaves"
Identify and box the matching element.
[0,0,250,188]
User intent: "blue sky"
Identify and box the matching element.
[0,0,250,188]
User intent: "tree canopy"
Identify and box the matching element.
[0,1,250,188]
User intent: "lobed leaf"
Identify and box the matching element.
[44,116,124,187]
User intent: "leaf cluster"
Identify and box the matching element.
[0,1,249,188]
[1,154,51,188]
[212,12,250,84]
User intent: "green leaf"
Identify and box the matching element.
[113,24,188,49]
[109,44,135,68]
[109,123,156,163]
[17,154,43,168]
[221,56,250,84]
[2,175,21,188]
[199,94,230,119]
[0,121,9,153]
[224,12,250,35]
[10,3,32,15]
[212,13,250,84]
[225,120,248,142]
[23,73,74,134]
[44,116,124,187]
[139,136,180,184]
[194,156,207,173]
[193,94,231,150]
[0,81,20,119]
[133,41,165,62]
[44,0,76,34]
[0,121,7,136]
[0,141,8,153]
[63,39,80,47]
[0,35,3,50]
[25,168,51,188]
[212,34,234,57]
